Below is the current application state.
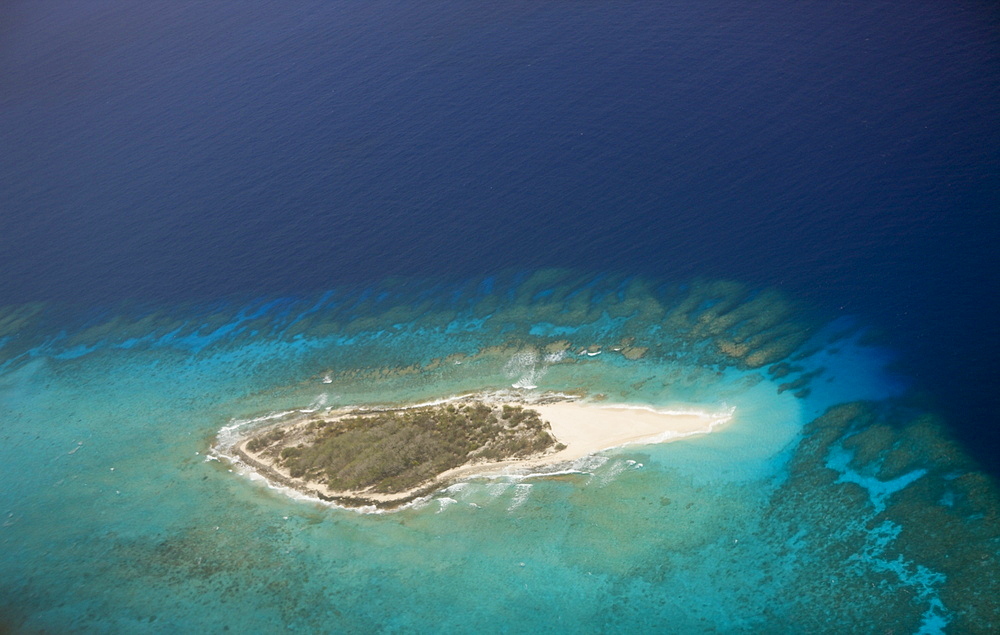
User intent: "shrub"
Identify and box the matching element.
[273,401,556,493]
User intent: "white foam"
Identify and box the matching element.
[452,452,607,487]
[381,389,578,411]
[436,497,458,513]
[478,481,509,499]
[443,481,469,494]
[598,402,735,421]
[504,348,546,390]
[211,407,310,458]
[543,350,566,363]
[507,483,532,511]
[594,459,632,487]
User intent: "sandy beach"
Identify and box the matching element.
[234,398,732,508]
[532,401,729,461]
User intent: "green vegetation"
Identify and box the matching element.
[250,402,557,494]
[246,428,285,452]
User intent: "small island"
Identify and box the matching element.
[230,395,731,509]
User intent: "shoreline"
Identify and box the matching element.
[225,395,733,510]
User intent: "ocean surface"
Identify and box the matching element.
[1,1,998,632]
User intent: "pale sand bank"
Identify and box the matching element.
[234,398,732,509]
[532,401,729,462]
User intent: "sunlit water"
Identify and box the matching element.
[1,272,995,633]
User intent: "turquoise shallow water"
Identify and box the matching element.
[0,272,997,633]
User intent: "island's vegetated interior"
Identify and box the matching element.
[246,403,559,494]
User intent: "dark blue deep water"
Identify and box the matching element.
[1,2,999,631]
[5,0,996,466]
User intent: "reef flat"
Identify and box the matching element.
[3,271,998,632]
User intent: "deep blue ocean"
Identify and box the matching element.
[1,1,998,632]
